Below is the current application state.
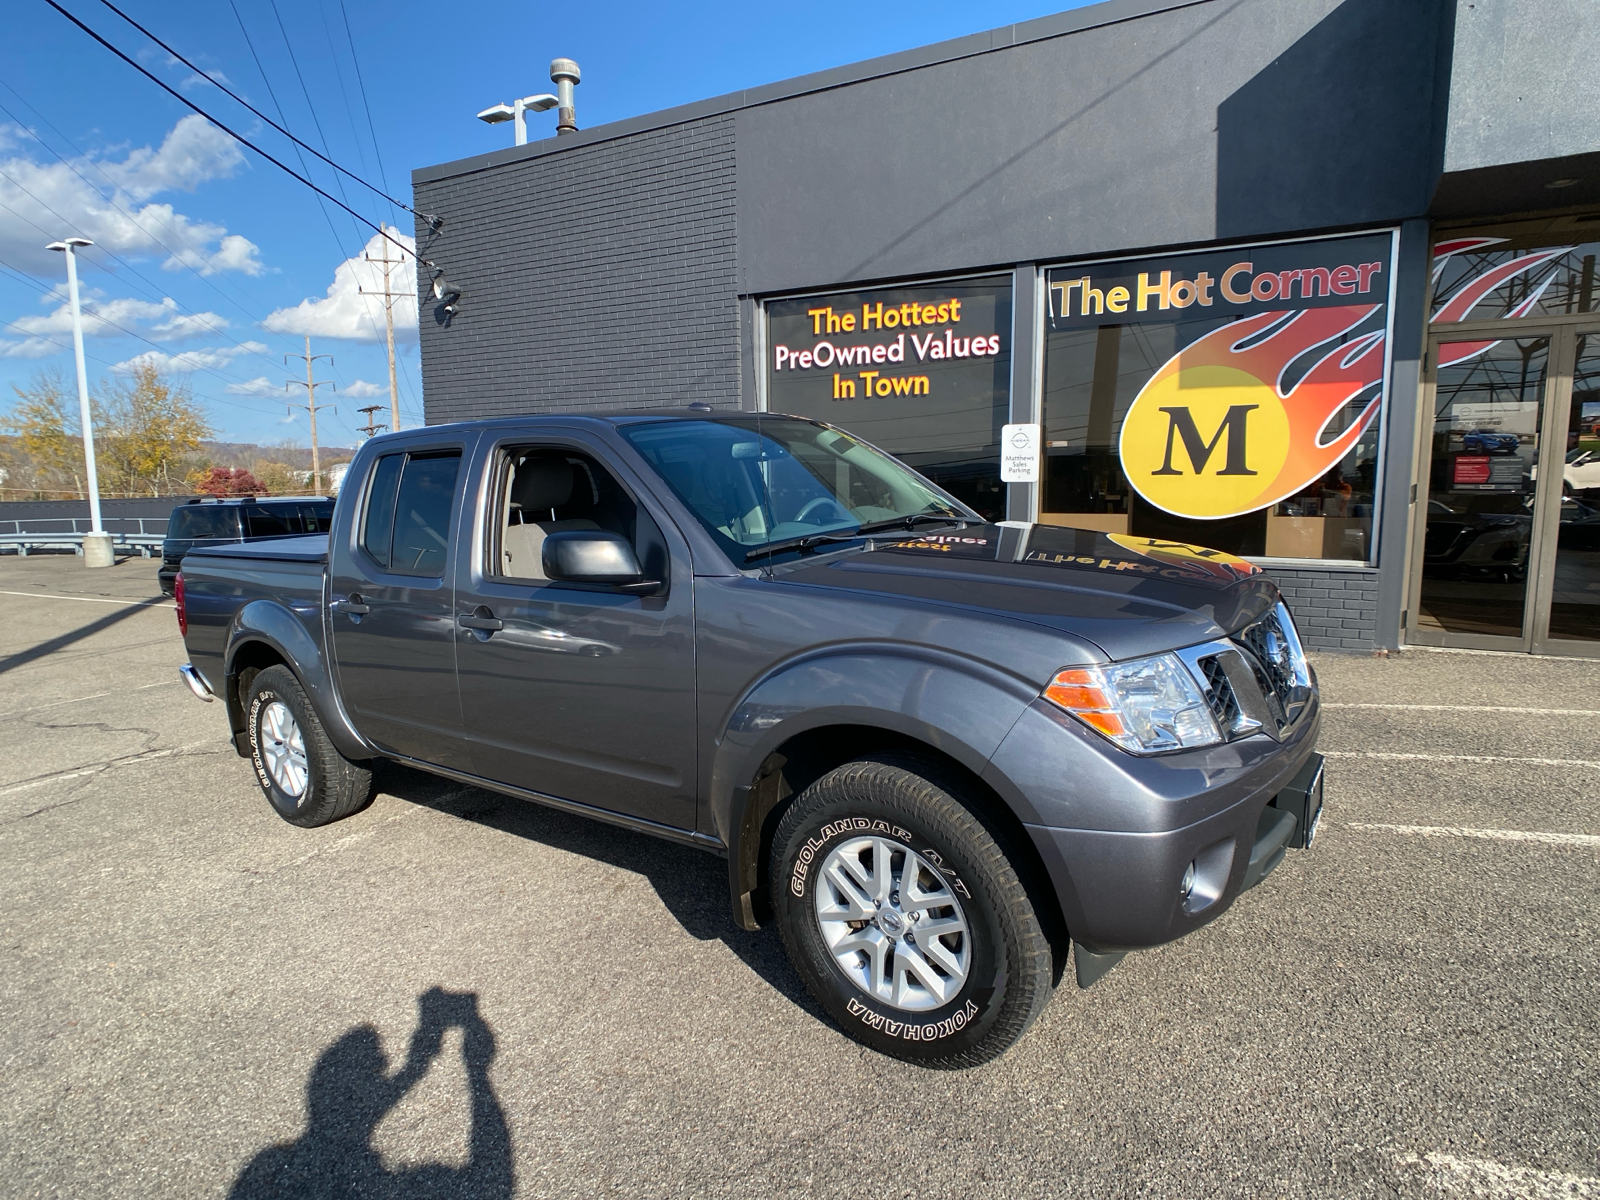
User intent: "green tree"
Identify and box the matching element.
[0,370,86,499]
[98,362,213,495]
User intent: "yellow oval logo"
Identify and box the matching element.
[1119,306,1386,520]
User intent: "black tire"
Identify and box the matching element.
[244,664,373,828]
[770,755,1054,1068]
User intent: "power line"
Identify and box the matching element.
[0,76,317,356]
[88,0,421,222]
[338,0,394,217]
[0,159,288,378]
[41,0,424,260]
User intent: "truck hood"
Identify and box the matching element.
[776,523,1280,661]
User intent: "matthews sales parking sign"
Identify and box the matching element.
[1047,232,1398,520]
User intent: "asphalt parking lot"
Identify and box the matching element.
[1,554,1596,1199]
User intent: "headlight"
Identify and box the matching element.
[1044,652,1221,754]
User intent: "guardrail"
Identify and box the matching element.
[0,531,166,557]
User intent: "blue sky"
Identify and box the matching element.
[1,0,1085,447]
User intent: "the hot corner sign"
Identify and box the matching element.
[1048,232,1395,520]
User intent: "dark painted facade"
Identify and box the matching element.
[411,0,1600,653]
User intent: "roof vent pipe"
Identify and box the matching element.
[551,59,580,135]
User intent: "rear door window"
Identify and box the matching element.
[299,504,334,533]
[170,507,241,540]
[360,451,461,577]
[244,505,298,538]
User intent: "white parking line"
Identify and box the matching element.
[1397,1151,1600,1198]
[1350,823,1600,847]
[1325,703,1600,716]
[0,589,171,607]
[1324,750,1600,769]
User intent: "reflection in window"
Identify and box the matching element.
[1432,234,1600,322]
[389,454,461,577]
[1042,312,1382,561]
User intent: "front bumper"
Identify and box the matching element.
[985,695,1322,953]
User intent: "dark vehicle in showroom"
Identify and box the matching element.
[172,411,1323,1067]
[159,496,334,595]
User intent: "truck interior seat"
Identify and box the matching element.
[502,458,601,579]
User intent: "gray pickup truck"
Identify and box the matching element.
[175,410,1323,1067]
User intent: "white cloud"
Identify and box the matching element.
[0,336,60,360]
[341,379,386,398]
[180,70,231,92]
[8,290,230,342]
[263,229,417,343]
[224,376,281,396]
[0,114,262,277]
[112,341,267,375]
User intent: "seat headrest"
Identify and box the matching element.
[511,459,574,512]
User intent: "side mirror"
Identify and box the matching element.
[542,531,661,593]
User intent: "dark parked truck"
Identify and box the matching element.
[176,411,1324,1067]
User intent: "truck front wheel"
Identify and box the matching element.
[244,665,373,827]
[770,755,1054,1067]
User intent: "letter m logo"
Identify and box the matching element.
[1151,405,1258,476]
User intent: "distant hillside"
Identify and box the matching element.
[202,441,357,470]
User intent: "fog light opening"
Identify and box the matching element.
[1180,861,1196,898]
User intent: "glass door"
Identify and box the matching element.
[1532,329,1600,653]
[1410,327,1600,655]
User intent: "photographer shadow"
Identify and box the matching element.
[230,987,512,1200]
[373,763,822,1022]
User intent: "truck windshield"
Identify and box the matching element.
[619,416,970,563]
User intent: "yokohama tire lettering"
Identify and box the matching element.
[790,818,913,896]
[846,997,979,1041]
[247,693,272,792]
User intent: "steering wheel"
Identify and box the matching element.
[795,496,852,525]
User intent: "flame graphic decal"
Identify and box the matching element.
[1119,239,1572,520]
[1120,304,1386,519]
[1430,237,1569,367]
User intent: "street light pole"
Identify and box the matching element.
[476,92,559,145]
[47,237,112,569]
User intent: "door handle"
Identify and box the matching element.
[458,607,504,632]
[333,594,371,616]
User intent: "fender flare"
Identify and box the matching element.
[224,598,373,762]
[710,644,1039,929]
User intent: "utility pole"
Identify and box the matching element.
[286,336,336,494]
[360,225,408,434]
[356,405,387,438]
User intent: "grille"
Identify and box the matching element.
[1198,655,1240,731]
[1232,606,1311,731]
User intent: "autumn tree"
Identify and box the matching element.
[192,466,262,496]
[98,361,212,496]
[0,370,86,498]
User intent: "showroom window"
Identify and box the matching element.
[1041,232,1396,561]
[764,275,1011,521]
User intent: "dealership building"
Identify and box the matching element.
[411,0,1600,655]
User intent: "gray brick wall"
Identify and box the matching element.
[1261,567,1381,652]
[413,116,738,422]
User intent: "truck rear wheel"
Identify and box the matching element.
[244,665,373,828]
[769,755,1054,1067]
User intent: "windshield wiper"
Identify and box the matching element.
[857,513,967,535]
[743,530,863,562]
[743,513,967,563]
